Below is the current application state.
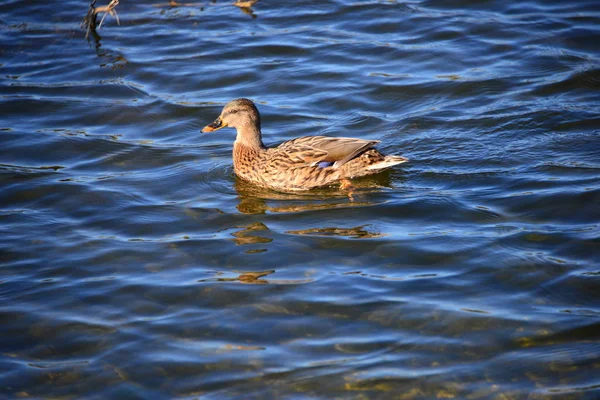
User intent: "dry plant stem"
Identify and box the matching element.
[97,0,120,29]
[83,0,120,39]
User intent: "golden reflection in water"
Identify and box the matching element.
[233,0,258,18]
[154,0,258,18]
[286,225,387,239]
[233,172,397,215]
[227,172,397,254]
[198,270,314,285]
[233,0,258,8]
[230,222,271,246]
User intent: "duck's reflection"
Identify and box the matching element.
[233,170,398,215]
[213,270,274,284]
[198,270,314,285]
[286,225,387,239]
[223,171,398,259]
[158,0,258,18]
[230,221,271,246]
[228,221,271,253]
[233,0,258,18]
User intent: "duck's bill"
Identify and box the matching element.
[202,117,227,133]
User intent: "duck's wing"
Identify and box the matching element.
[278,136,380,168]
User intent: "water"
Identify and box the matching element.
[1,0,599,398]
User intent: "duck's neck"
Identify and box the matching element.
[234,125,266,150]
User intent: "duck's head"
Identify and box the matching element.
[202,98,261,133]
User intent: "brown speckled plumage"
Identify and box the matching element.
[202,98,408,191]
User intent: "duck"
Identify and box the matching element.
[201,98,408,192]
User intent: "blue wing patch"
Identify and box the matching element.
[317,161,335,168]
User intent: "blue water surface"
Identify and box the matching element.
[1,0,599,398]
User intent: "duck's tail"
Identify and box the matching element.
[366,155,409,171]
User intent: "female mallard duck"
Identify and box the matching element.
[202,98,408,192]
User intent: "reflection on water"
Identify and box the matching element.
[287,225,387,239]
[199,269,274,284]
[198,269,314,285]
[152,0,258,18]
[234,173,397,214]
[1,0,599,398]
[230,221,271,252]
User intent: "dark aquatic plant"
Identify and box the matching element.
[82,0,120,40]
